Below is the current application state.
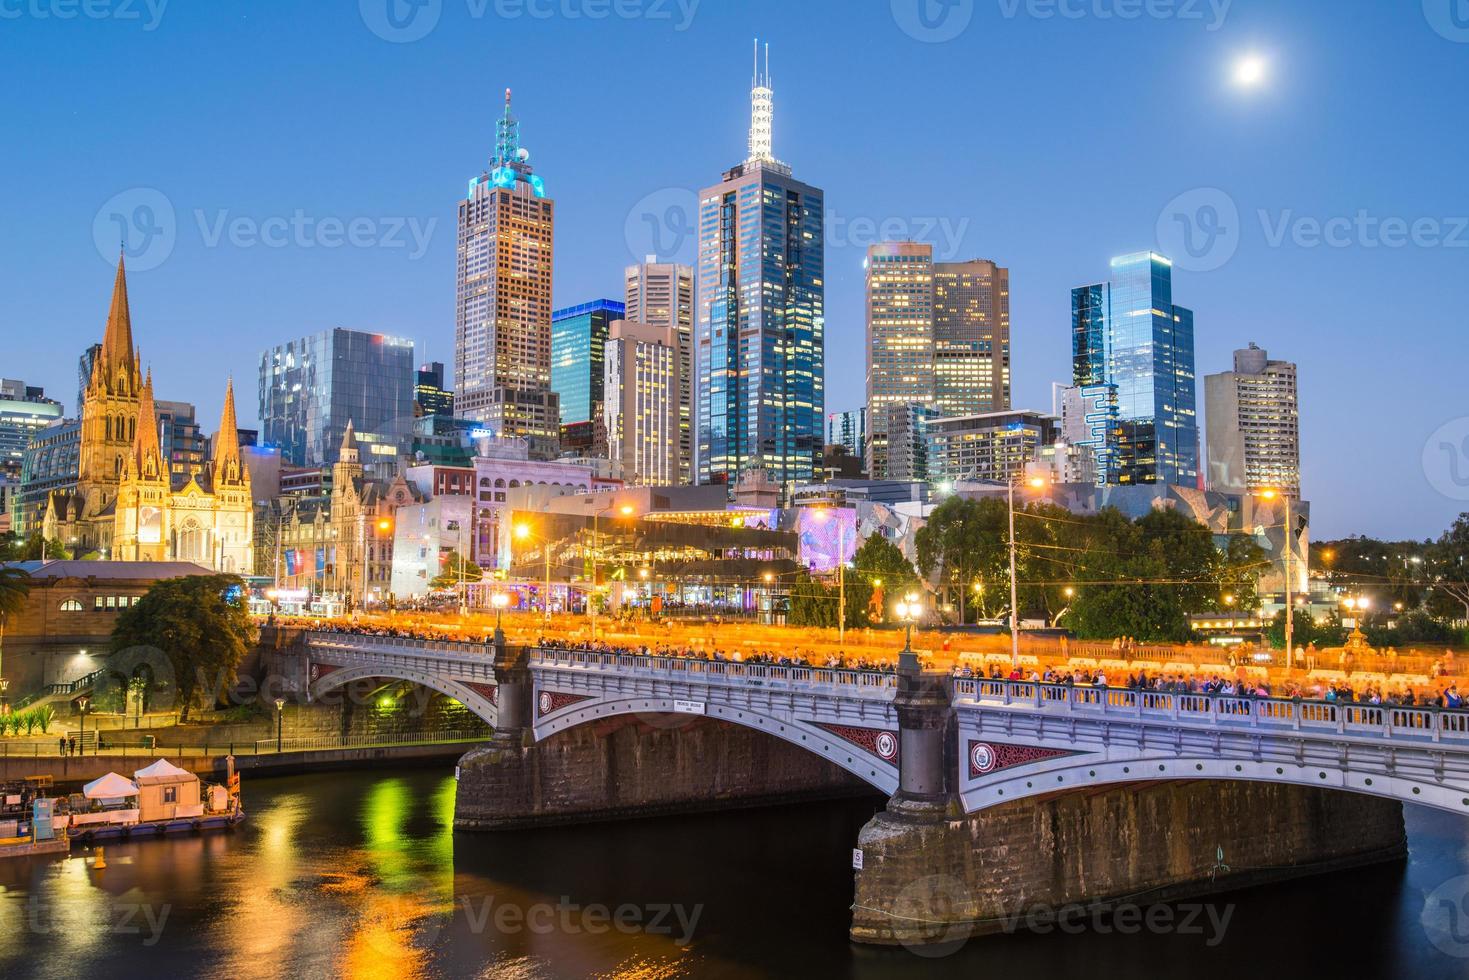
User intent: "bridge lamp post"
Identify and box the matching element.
[1009,475,1048,668]
[894,593,922,672]
[490,591,510,643]
[514,523,552,627]
[78,696,89,755]
[1257,489,1293,675]
[274,697,285,753]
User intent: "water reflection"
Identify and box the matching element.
[0,768,1464,978]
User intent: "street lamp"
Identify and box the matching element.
[514,522,552,626]
[894,592,922,671]
[77,696,89,755]
[274,697,285,753]
[491,591,510,641]
[1008,474,1048,666]
[1256,489,1294,673]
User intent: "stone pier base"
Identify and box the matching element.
[850,780,1407,947]
[455,715,874,830]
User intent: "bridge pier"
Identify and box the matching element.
[850,777,1407,948]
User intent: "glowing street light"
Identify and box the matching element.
[514,522,552,625]
[1008,473,1049,666]
[490,590,510,640]
[894,592,922,671]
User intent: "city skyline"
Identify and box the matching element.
[5,2,1467,538]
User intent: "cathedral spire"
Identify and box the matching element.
[213,377,245,487]
[101,251,139,389]
[131,370,165,482]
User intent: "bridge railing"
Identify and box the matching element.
[953,677,1469,745]
[530,648,898,694]
[305,631,491,658]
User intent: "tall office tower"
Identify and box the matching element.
[0,380,63,481]
[551,299,624,428]
[604,320,680,486]
[415,362,455,419]
[454,89,560,459]
[864,242,936,479]
[697,43,824,488]
[1071,251,1199,487]
[827,408,866,460]
[933,259,1010,417]
[258,327,416,470]
[153,400,206,477]
[626,260,694,484]
[883,402,934,483]
[76,344,101,419]
[1205,343,1300,497]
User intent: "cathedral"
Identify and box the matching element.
[44,255,254,572]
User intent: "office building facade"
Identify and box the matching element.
[933,258,1010,418]
[1205,343,1300,497]
[258,327,416,471]
[604,320,679,486]
[625,261,694,483]
[415,362,454,419]
[827,408,866,461]
[551,299,624,428]
[0,380,63,481]
[1072,251,1198,487]
[927,409,1059,486]
[697,46,824,488]
[865,242,935,479]
[454,90,559,459]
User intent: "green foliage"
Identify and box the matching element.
[0,567,30,620]
[35,705,54,734]
[111,574,257,722]
[1365,610,1459,648]
[430,551,484,591]
[1265,608,1347,650]
[787,571,837,628]
[846,534,919,628]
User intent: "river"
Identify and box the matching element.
[0,766,1467,979]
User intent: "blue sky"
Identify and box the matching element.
[2,0,1467,540]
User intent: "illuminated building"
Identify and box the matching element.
[933,258,1010,418]
[625,261,694,483]
[1204,344,1300,497]
[697,42,824,488]
[865,242,935,479]
[604,320,679,486]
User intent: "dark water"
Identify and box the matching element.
[1,766,1468,979]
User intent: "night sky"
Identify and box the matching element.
[4,0,1466,539]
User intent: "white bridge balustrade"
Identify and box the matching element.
[295,631,1469,815]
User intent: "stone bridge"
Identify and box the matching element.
[289,629,1460,946]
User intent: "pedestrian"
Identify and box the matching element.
[69,735,77,756]
[58,736,66,757]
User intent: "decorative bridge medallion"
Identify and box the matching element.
[814,723,900,763]
[968,740,1077,778]
[538,691,594,717]
[309,663,341,684]
[462,682,497,706]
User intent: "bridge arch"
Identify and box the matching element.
[534,694,899,795]
[309,664,499,727]
[960,752,1469,817]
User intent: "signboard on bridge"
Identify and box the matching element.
[673,700,705,715]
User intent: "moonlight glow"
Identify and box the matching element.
[1234,54,1268,88]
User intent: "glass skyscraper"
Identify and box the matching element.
[697,44,824,487]
[258,327,416,470]
[1071,251,1198,487]
[551,299,624,427]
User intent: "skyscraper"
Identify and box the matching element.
[1205,343,1300,497]
[697,43,824,488]
[933,258,1010,418]
[604,319,679,486]
[827,408,866,461]
[0,380,62,481]
[454,89,559,459]
[415,362,454,419]
[864,242,935,479]
[258,327,416,471]
[1071,251,1198,487]
[551,299,624,428]
[626,260,694,484]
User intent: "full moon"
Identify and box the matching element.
[1234,55,1268,88]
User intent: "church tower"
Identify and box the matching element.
[211,378,254,573]
[76,252,145,544]
[113,371,169,561]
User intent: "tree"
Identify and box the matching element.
[430,551,484,591]
[1266,607,1346,650]
[111,575,256,722]
[846,534,919,628]
[1429,515,1469,623]
[0,567,30,701]
[787,571,838,628]
[915,496,1009,622]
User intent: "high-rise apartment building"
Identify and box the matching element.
[927,410,1058,486]
[827,408,867,461]
[258,327,416,472]
[883,402,935,483]
[1205,343,1300,497]
[454,90,559,459]
[933,259,1010,418]
[604,320,679,486]
[1072,251,1198,487]
[626,260,694,484]
[415,362,454,419]
[697,44,824,488]
[551,299,624,429]
[864,242,935,479]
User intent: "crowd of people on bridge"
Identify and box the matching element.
[537,638,900,674]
